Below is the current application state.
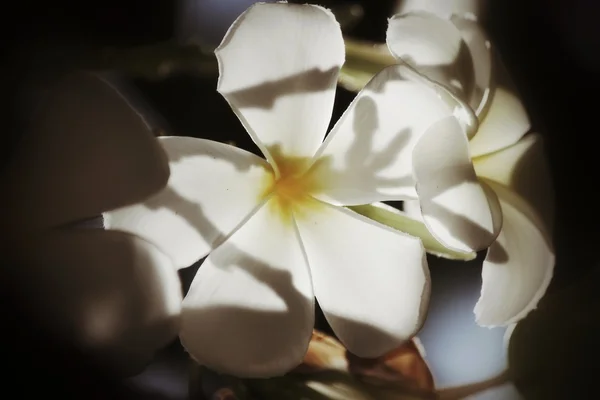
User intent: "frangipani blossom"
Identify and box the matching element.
[387,7,555,326]
[395,0,485,22]
[2,71,183,375]
[105,2,497,378]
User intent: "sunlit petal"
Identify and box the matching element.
[413,117,500,252]
[387,11,493,117]
[3,72,169,235]
[387,12,468,93]
[450,15,493,115]
[473,133,554,235]
[475,186,554,326]
[468,59,531,158]
[388,12,463,67]
[394,0,485,20]
[9,229,182,376]
[180,198,314,378]
[216,2,344,168]
[295,202,429,358]
[308,64,457,205]
[105,137,271,269]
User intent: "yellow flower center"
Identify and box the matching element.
[261,148,322,222]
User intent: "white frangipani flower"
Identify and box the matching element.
[105,2,497,377]
[2,72,183,375]
[387,6,555,326]
[395,0,485,21]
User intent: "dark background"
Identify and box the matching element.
[2,0,598,398]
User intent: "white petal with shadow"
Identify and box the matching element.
[475,185,554,326]
[468,59,531,158]
[105,137,272,270]
[387,12,469,97]
[394,0,484,20]
[10,229,182,376]
[387,12,463,67]
[180,198,314,378]
[413,116,500,252]
[386,12,493,121]
[308,64,455,206]
[450,15,493,115]
[216,2,344,167]
[2,72,169,235]
[295,201,429,358]
[473,133,554,235]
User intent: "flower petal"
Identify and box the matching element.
[215,2,344,168]
[468,59,531,158]
[295,201,429,358]
[412,116,501,252]
[387,13,468,92]
[105,137,271,269]
[387,12,493,117]
[473,133,554,235]
[387,12,463,67]
[3,72,169,235]
[9,229,182,376]
[394,0,485,20]
[475,185,555,326]
[450,15,493,115]
[180,198,314,378]
[308,64,460,205]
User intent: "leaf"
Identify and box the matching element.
[507,266,600,399]
[339,39,397,92]
[348,204,477,261]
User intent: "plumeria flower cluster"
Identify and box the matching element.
[105,2,498,377]
[2,72,183,375]
[390,0,555,325]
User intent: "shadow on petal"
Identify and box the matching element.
[222,66,341,110]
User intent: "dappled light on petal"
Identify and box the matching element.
[394,0,485,20]
[105,137,272,269]
[8,229,182,376]
[475,188,554,327]
[473,133,555,235]
[387,12,470,96]
[387,12,463,67]
[450,15,493,115]
[387,11,493,119]
[180,198,314,378]
[308,64,457,205]
[216,2,344,167]
[413,116,499,252]
[2,71,169,235]
[468,59,531,158]
[295,202,429,358]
